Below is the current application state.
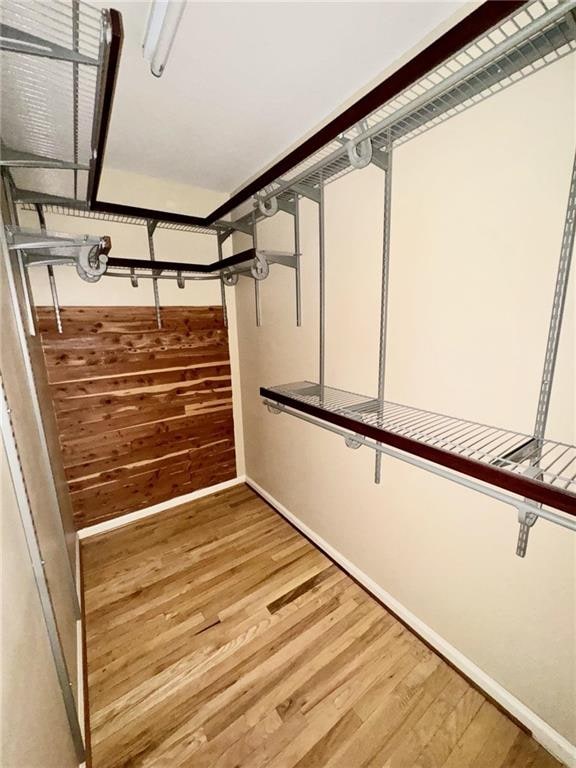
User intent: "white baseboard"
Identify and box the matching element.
[246,477,576,768]
[78,476,246,539]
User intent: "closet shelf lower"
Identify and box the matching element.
[260,381,576,517]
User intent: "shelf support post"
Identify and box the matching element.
[252,211,261,327]
[35,203,63,334]
[294,195,302,327]
[217,232,229,327]
[318,172,326,398]
[375,136,393,483]
[147,220,162,329]
[72,0,80,200]
[517,147,576,556]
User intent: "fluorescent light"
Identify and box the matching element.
[142,0,185,78]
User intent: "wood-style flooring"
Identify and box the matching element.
[82,484,563,767]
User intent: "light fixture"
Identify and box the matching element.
[142,0,185,78]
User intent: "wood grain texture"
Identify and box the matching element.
[82,485,563,768]
[36,306,236,529]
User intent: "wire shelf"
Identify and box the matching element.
[4,0,576,231]
[262,381,576,515]
[17,201,218,235]
[254,0,576,205]
[0,0,105,200]
[1,0,102,59]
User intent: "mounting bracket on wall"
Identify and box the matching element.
[345,121,373,170]
[256,192,279,218]
[218,192,303,328]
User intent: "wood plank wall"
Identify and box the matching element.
[35,306,236,530]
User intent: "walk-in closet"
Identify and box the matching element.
[1,1,575,766]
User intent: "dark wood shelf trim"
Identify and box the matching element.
[87,2,524,228]
[107,248,256,274]
[260,386,576,518]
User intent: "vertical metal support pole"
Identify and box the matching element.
[72,0,79,200]
[294,195,302,327]
[375,140,393,484]
[47,267,63,334]
[318,174,326,395]
[147,220,162,329]
[2,172,36,336]
[1,386,85,763]
[253,211,262,327]
[35,204,63,334]
[533,150,575,439]
[516,148,576,557]
[217,233,229,328]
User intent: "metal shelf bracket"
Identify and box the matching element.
[0,22,98,65]
[345,122,373,170]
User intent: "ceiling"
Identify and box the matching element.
[96,2,467,194]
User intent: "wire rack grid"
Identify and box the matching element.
[0,0,104,199]
[17,201,218,236]
[253,0,576,208]
[264,381,576,502]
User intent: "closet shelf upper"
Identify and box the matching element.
[261,381,576,518]
[2,1,575,231]
[0,0,120,202]
[254,0,576,210]
[14,192,218,236]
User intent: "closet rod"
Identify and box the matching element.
[107,248,259,274]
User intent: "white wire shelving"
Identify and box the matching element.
[3,1,575,233]
[262,381,576,520]
[0,0,111,201]
[17,196,218,236]
[253,0,576,211]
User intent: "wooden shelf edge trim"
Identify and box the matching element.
[259,387,576,518]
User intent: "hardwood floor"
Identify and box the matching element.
[82,484,563,768]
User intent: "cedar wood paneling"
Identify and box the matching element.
[36,306,236,529]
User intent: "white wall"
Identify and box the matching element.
[234,53,576,748]
[1,439,78,768]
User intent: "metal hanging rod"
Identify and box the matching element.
[6,226,300,286]
[105,248,266,275]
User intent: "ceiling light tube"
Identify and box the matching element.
[142,0,185,78]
